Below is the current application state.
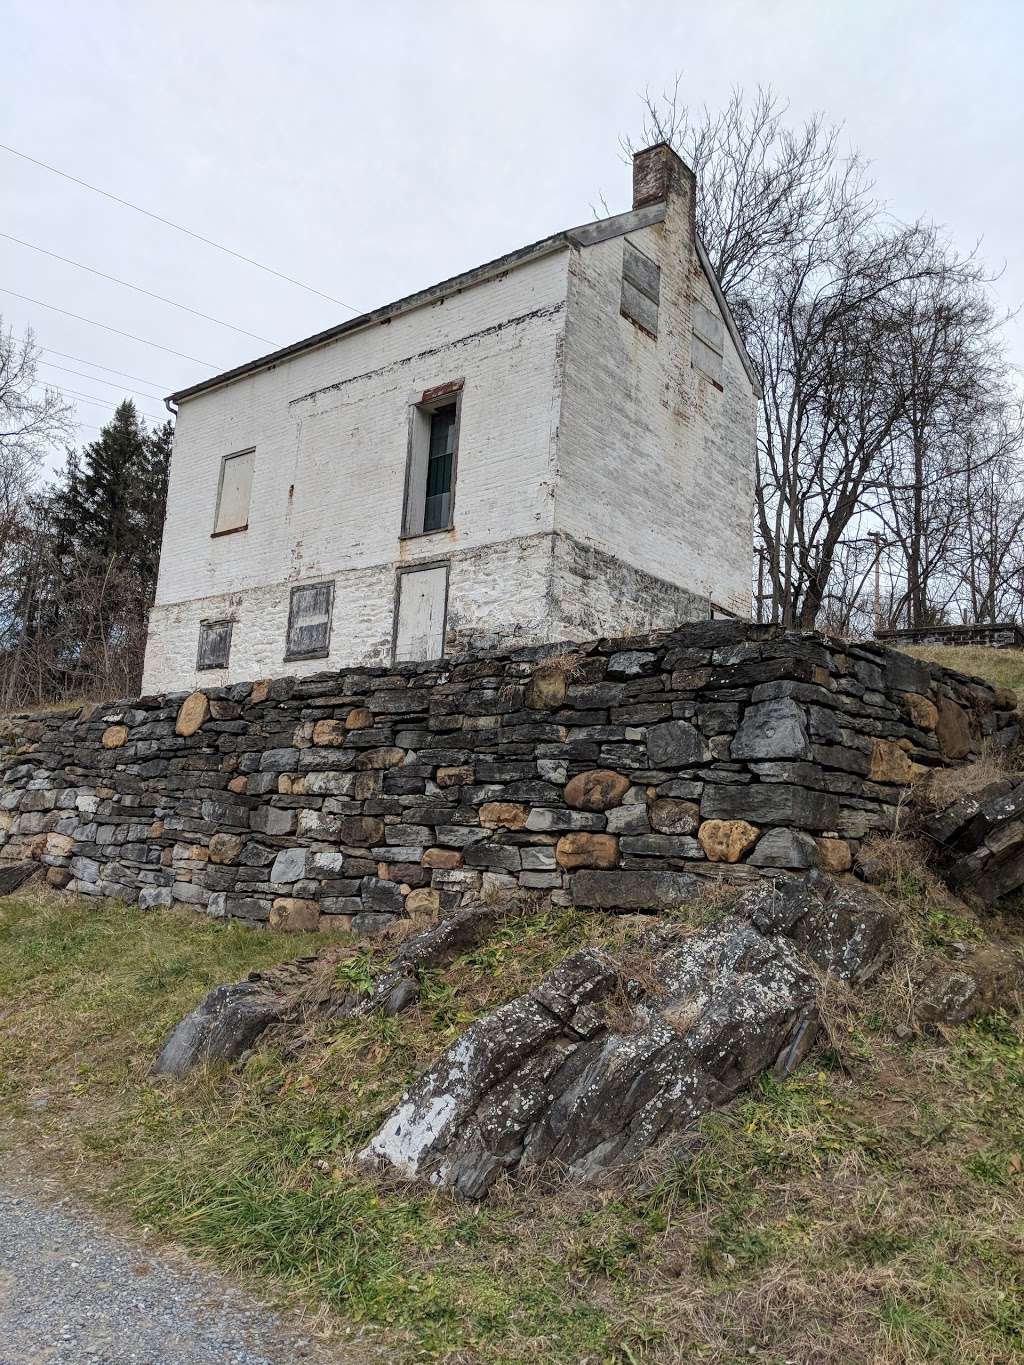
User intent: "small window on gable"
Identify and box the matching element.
[213,448,255,535]
[286,582,334,660]
[692,303,725,385]
[621,241,660,337]
[197,619,233,670]
[402,386,462,537]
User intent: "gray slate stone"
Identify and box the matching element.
[731,699,811,761]
[748,828,821,869]
[701,782,838,830]
[0,862,38,895]
[270,847,308,884]
[646,719,710,768]
[571,868,701,910]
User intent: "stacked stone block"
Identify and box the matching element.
[0,622,1017,932]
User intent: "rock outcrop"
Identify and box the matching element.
[153,904,507,1076]
[360,917,819,1198]
[360,877,893,1197]
[919,776,1024,905]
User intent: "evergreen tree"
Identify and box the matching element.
[74,399,150,562]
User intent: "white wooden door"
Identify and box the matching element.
[395,566,447,661]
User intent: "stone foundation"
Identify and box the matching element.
[1,621,1018,932]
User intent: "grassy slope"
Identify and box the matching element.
[902,644,1024,699]
[1,886,1022,1364]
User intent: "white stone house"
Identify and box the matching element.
[142,144,760,693]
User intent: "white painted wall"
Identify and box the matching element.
[144,250,569,691]
[555,173,756,624]
[143,151,757,693]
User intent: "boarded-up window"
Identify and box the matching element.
[214,449,255,534]
[197,619,233,669]
[394,565,448,661]
[286,582,334,660]
[692,302,725,385]
[620,241,660,337]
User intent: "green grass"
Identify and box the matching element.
[1,891,1023,1363]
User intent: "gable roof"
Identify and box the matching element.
[167,201,760,406]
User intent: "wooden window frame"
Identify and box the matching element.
[400,381,464,541]
[212,447,255,537]
[196,618,234,670]
[391,558,451,664]
[284,581,335,662]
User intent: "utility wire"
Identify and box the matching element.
[34,381,166,423]
[40,348,169,390]
[1,231,278,345]
[1,141,361,312]
[36,377,166,418]
[1,288,219,367]
[40,360,167,400]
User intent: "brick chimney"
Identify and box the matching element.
[632,143,693,209]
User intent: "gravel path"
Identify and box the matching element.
[0,1175,378,1365]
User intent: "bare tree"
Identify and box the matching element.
[627,84,1022,633]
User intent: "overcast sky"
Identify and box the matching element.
[4,0,1023,474]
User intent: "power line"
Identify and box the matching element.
[40,348,169,390]
[1,288,220,367]
[1,141,361,312]
[33,380,165,421]
[39,360,166,401]
[1,231,278,345]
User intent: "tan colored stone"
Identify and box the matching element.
[423,847,464,869]
[437,765,475,787]
[525,664,568,711]
[312,718,347,747]
[208,832,244,865]
[994,686,1019,712]
[935,696,973,760]
[698,819,760,863]
[175,691,210,737]
[648,798,700,835]
[564,769,630,812]
[45,832,74,858]
[269,898,320,933]
[815,837,853,874]
[345,706,373,730]
[353,771,381,800]
[405,887,441,918]
[46,865,73,889]
[355,746,406,770]
[479,801,529,830]
[869,738,915,784]
[227,775,248,794]
[189,845,210,863]
[101,724,128,748]
[903,692,939,731]
[319,914,353,933]
[555,832,619,870]
[250,679,271,705]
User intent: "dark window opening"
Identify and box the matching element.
[423,405,456,532]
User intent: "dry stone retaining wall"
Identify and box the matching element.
[0,621,1017,933]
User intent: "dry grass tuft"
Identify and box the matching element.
[914,752,1015,811]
